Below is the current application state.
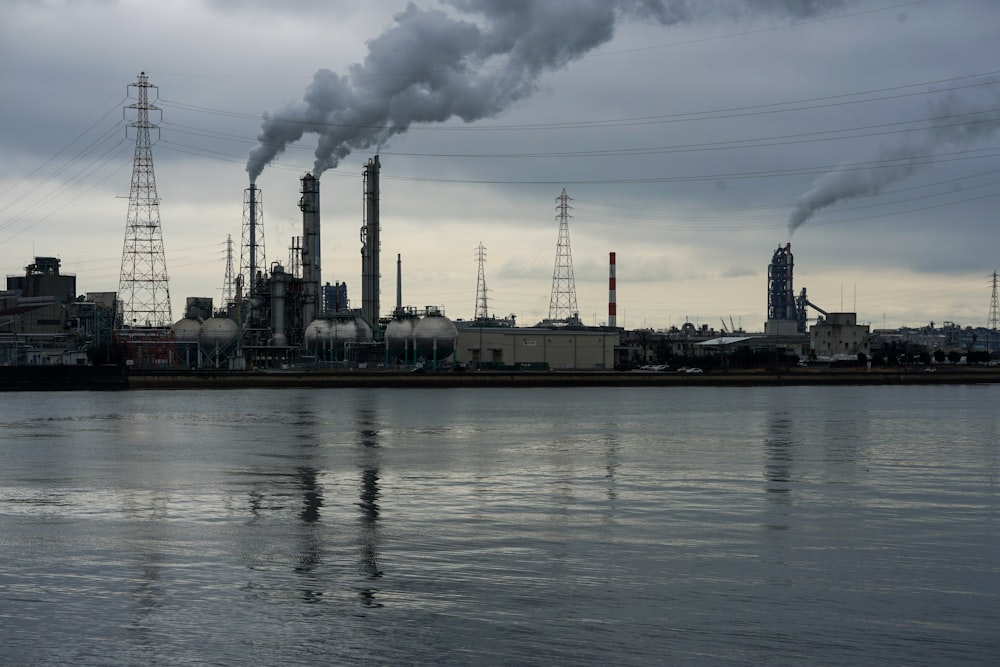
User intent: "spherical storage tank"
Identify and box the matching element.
[413,314,457,360]
[304,315,373,358]
[172,317,201,342]
[172,317,201,367]
[330,316,372,346]
[384,317,416,358]
[303,318,332,356]
[198,316,240,352]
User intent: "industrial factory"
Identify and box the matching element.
[3,73,999,379]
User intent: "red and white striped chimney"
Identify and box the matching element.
[608,251,617,328]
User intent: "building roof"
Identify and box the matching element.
[696,336,754,346]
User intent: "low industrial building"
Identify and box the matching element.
[455,323,617,370]
[810,312,870,361]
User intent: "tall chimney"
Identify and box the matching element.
[299,173,320,325]
[608,251,617,328]
[396,253,402,314]
[249,183,258,295]
[361,155,381,330]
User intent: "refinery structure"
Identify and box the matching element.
[3,74,1000,375]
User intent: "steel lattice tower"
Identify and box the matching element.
[475,242,489,321]
[118,72,172,327]
[221,234,236,311]
[548,188,579,321]
[988,270,999,352]
[240,183,266,296]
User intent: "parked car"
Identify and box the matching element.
[685,367,703,374]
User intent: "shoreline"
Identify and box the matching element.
[125,367,1000,389]
[4,365,1000,391]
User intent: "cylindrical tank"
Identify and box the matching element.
[199,316,240,353]
[413,314,457,360]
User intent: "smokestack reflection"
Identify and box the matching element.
[355,395,383,607]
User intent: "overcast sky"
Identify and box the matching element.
[2,0,999,331]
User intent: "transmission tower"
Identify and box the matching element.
[221,234,236,311]
[118,72,172,327]
[475,242,489,321]
[548,188,579,321]
[240,183,266,297]
[988,270,999,352]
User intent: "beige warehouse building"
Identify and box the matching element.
[455,325,618,370]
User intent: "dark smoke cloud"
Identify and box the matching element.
[247,0,845,182]
[788,84,1000,234]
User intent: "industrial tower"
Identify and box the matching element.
[361,155,381,330]
[240,183,266,298]
[988,270,999,352]
[300,173,321,326]
[765,243,802,335]
[475,242,489,321]
[118,72,172,327]
[548,188,579,322]
[221,234,236,312]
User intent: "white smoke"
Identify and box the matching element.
[788,85,1000,234]
[247,0,846,182]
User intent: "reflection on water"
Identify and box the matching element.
[1,386,997,666]
[354,391,383,607]
[764,412,794,498]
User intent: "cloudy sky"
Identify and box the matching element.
[2,0,999,331]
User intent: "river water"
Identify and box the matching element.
[1,385,997,665]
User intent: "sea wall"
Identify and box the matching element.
[125,367,1000,389]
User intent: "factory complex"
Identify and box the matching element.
[2,74,999,385]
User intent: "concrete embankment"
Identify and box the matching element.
[126,367,1000,389]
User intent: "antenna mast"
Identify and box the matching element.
[548,188,579,322]
[118,72,172,327]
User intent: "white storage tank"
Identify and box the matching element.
[413,312,457,360]
[384,316,416,359]
[199,316,240,353]
[172,317,201,342]
[304,318,332,356]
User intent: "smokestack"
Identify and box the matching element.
[361,155,380,330]
[609,251,617,328]
[299,173,320,325]
[249,183,257,295]
[396,253,402,314]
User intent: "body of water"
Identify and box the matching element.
[1,385,998,665]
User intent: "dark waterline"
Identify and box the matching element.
[1,385,998,665]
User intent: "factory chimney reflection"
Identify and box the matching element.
[763,411,795,536]
[355,396,384,607]
[295,466,323,573]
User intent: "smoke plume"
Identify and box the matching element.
[788,85,1000,234]
[247,0,845,182]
